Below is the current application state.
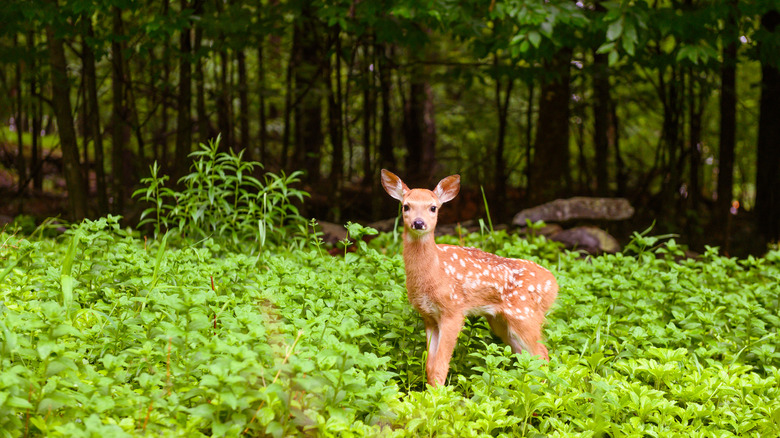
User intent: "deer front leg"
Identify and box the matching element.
[424,319,440,364]
[426,315,464,386]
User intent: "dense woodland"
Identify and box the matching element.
[0,0,779,253]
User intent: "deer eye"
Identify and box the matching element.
[430,206,437,213]
[403,204,410,212]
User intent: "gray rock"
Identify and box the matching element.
[549,226,621,254]
[513,197,634,225]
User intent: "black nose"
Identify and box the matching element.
[412,219,426,230]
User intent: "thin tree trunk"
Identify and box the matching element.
[612,99,626,196]
[217,48,232,152]
[29,29,43,191]
[80,60,89,173]
[716,0,738,248]
[403,61,437,186]
[174,0,194,181]
[194,18,209,145]
[327,29,344,195]
[14,35,27,195]
[593,50,610,196]
[46,19,87,220]
[688,71,703,211]
[257,44,267,164]
[525,78,534,194]
[362,40,373,182]
[159,0,170,165]
[83,18,108,214]
[755,10,780,246]
[377,43,395,171]
[576,112,588,191]
[282,31,295,169]
[111,6,127,213]
[593,1,610,196]
[292,6,324,183]
[126,61,146,163]
[493,54,513,222]
[529,48,572,204]
[237,48,250,157]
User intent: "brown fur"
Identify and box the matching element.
[381,169,559,386]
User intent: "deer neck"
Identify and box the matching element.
[402,230,441,284]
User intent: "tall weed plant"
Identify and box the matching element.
[134,137,309,251]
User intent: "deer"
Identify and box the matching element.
[381,169,558,386]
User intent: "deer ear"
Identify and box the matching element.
[381,169,409,202]
[434,175,460,204]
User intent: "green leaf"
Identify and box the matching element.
[607,18,623,41]
[528,31,541,48]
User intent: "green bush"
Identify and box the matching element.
[134,137,310,252]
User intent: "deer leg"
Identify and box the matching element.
[506,316,549,360]
[426,316,463,386]
[424,319,440,364]
[485,315,512,348]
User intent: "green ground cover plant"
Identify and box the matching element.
[2,156,779,436]
[1,217,779,437]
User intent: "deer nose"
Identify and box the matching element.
[412,219,426,230]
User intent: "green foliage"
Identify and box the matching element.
[133,137,310,252]
[1,219,779,436]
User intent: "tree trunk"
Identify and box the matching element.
[14,35,27,195]
[377,43,395,171]
[612,99,626,196]
[529,48,572,204]
[362,40,373,183]
[493,54,513,222]
[80,58,89,176]
[83,18,109,215]
[688,71,704,211]
[237,48,250,157]
[403,68,437,186]
[216,49,232,152]
[111,6,127,213]
[327,29,344,199]
[158,0,170,165]
[257,44,268,164]
[292,6,324,183]
[281,32,294,169]
[46,20,87,220]
[29,29,43,191]
[125,58,146,163]
[174,0,194,181]
[755,10,780,246]
[593,50,610,196]
[525,79,534,193]
[193,36,208,146]
[715,0,738,248]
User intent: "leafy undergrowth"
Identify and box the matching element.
[1,217,779,437]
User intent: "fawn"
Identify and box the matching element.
[381,169,558,386]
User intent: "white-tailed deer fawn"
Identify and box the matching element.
[381,169,558,386]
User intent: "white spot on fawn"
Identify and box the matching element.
[528,284,535,293]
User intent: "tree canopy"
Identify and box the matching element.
[1,0,779,252]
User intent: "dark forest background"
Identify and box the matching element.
[1,0,779,255]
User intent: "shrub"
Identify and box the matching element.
[134,137,309,252]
